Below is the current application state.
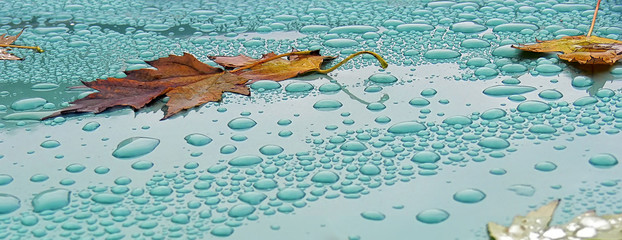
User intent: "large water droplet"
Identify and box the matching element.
[416,209,449,224]
[508,184,535,196]
[0,194,20,214]
[453,188,486,203]
[589,153,618,168]
[424,49,461,59]
[10,98,47,111]
[229,155,263,166]
[184,133,212,146]
[238,192,267,205]
[411,151,441,163]
[361,211,386,221]
[483,85,536,96]
[517,101,551,113]
[0,174,13,186]
[534,161,557,172]
[276,188,305,201]
[259,145,284,155]
[112,137,160,159]
[313,100,343,111]
[227,117,257,130]
[388,121,426,134]
[311,171,340,183]
[368,73,397,83]
[477,137,510,149]
[32,188,71,212]
[228,204,256,217]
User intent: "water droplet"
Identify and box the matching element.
[420,88,437,97]
[539,89,563,100]
[211,226,234,237]
[0,194,20,214]
[112,137,160,159]
[254,179,278,190]
[483,85,536,96]
[534,161,557,172]
[171,214,190,224]
[416,208,449,224]
[324,38,359,48]
[10,98,47,111]
[368,73,397,83]
[229,155,263,166]
[311,171,340,183]
[481,108,506,120]
[227,117,257,130]
[388,121,426,134]
[489,168,507,175]
[259,145,284,155]
[82,122,100,131]
[32,188,71,212]
[573,96,598,107]
[149,186,173,196]
[318,83,341,92]
[123,161,149,172]
[94,166,110,174]
[451,22,487,33]
[220,145,238,154]
[589,153,618,168]
[340,141,368,152]
[184,133,212,146]
[517,101,551,113]
[396,23,434,32]
[359,164,381,176]
[277,188,305,201]
[285,82,313,92]
[238,192,267,205]
[361,211,386,221]
[65,163,86,173]
[0,174,13,186]
[228,204,256,217]
[31,83,59,91]
[508,184,535,197]
[453,188,486,203]
[411,151,441,163]
[424,49,461,59]
[529,124,556,134]
[40,140,60,148]
[571,76,593,88]
[493,23,537,32]
[91,193,124,204]
[313,100,343,111]
[30,174,49,182]
[478,137,510,149]
[250,80,281,90]
[443,115,472,125]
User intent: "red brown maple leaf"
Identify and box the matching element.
[45,50,386,120]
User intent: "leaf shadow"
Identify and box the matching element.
[566,63,620,96]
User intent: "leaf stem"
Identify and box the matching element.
[587,0,601,38]
[0,44,44,53]
[230,50,313,73]
[316,51,388,74]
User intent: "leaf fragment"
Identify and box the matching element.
[488,199,622,240]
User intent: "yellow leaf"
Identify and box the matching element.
[512,35,622,65]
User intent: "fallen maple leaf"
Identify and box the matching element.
[512,35,622,64]
[0,29,44,60]
[513,0,622,65]
[45,50,387,120]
